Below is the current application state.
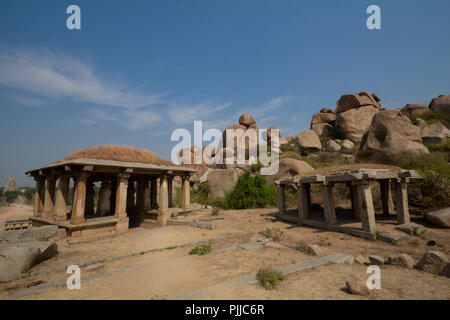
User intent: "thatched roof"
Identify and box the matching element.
[63,145,175,166]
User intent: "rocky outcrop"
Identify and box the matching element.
[425,208,450,228]
[310,108,336,137]
[401,104,429,118]
[265,158,314,185]
[421,122,450,145]
[296,130,322,151]
[336,91,381,113]
[357,109,429,163]
[429,94,450,114]
[311,123,333,136]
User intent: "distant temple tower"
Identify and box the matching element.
[4,177,19,192]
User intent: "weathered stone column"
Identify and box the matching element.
[277,184,286,217]
[143,181,151,211]
[71,172,90,225]
[159,176,169,212]
[168,176,173,208]
[297,183,309,222]
[110,178,117,214]
[114,173,130,219]
[150,178,158,210]
[43,175,57,218]
[356,181,376,233]
[348,183,361,220]
[181,175,191,210]
[393,179,410,224]
[33,176,45,217]
[85,180,95,216]
[322,183,337,224]
[97,181,111,217]
[380,180,393,217]
[54,174,70,221]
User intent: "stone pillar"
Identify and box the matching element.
[43,176,57,218]
[305,183,312,211]
[126,180,136,214]
[181,175,191,210]
[54,175,70,222]
[150,178,158,210]
[71,172,90,225]
[97,181,111,217]
[33,176,45,217]
[85,180,95,216]
[356,181,376,233]
[110,178,117,214]
[159,176,169,212]
[349,183,361,220]
[143,181,151,211]
[380,180,393,217]
[322,183,337,224]
[393,179,410,224]
[114,173,130,219]
[297,183,309,222]
[168,176,173,208]
[277,184,286,217]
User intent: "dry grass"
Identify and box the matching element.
[298,163,402,177]
[63,145,175,166]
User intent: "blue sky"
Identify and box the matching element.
[1,0,449,186]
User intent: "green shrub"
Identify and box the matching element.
[280,141,309,157]
[280,151,303,161]
[259,227,284,241]
[412,111,450,129]
[223,172,277,209]
[189,243,213,256]
[211,208,220,216]
[304,152,354,169]
[428,138,450,154]
[4,191,20,204]
[256,268,287,290]
[392,152,450,209]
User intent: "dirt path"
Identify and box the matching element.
[0,208,449,300]
[0,205,32,227]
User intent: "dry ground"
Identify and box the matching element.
[0,205,448,300]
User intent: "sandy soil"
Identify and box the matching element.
[0,205,33,228]
[0,206,448,300]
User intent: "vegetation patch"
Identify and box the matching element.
[189,243,213,256]
[256,268,287,290]
[259,227,284,241]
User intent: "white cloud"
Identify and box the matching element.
[11,95,47,107]
[84,108,162,130]
[167,102,232,126]
[0,48,164,109]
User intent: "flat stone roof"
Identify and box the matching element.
[275,168,421,185]
[26,158,196,175]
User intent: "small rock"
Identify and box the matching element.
[368,255,385,265]
[416,251,449,274]
[425,208,450,228]
[340,139,355,150]
[307,244,325,257]
[377,233,407,244]
[345,280,369,296]
[395,223,425,236]
[324,140,341,152]
[354,255,370,265]
[440,263,450,278]
[387,254,415,269]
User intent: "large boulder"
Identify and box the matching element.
[425,208,450,228]
[429,94,450,114]
[296,130,322,151]
[336,91,381,113]
[265,158,314,185]
[311,112,336,125]
[324,140,341,152]
[311,123,333,136]
[0,241,57,283]
[336,106,379,143]
[238,113,256,127]
[357,109,429,163]
[207,168,240,198]
[421,122,450,145]
[416,251,448,274]
[387,253,415,269]
[401,104,429,118]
